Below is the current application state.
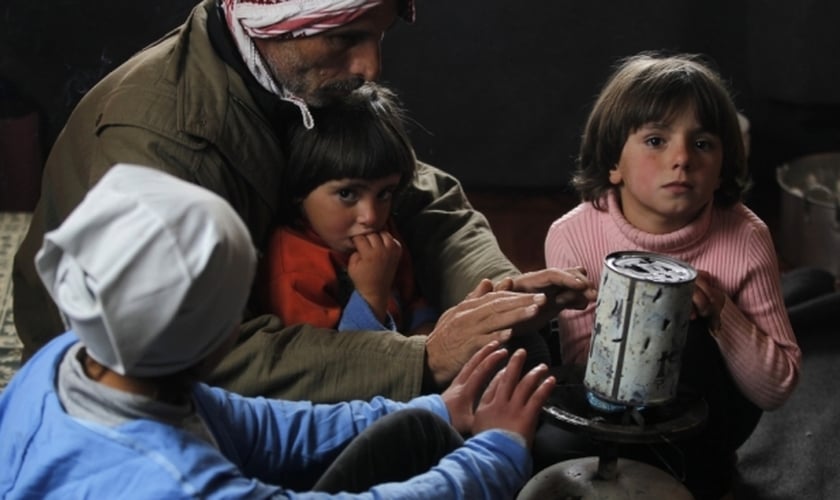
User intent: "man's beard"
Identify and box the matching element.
[292,76,366,107]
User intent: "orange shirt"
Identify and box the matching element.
[259,223,431,331]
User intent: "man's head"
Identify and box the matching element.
[279,82,416,252]
[35,164,257,377]
[223,0,414,125]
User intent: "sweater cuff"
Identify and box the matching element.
[338,291,396,331]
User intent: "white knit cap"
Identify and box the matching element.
[35,164,257,377]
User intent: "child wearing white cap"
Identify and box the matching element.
[0,164,555,499]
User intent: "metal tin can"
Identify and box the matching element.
[584,251,697,408]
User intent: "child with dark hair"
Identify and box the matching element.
[0,164,557,498]
[260,82,436,334]
[542,52,801,499]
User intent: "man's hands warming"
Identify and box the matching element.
[493,267,597,334]
[425,281,547,387]
[424,267,596,388]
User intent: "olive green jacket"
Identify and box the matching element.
[12,0,518,402]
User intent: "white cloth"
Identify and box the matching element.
[222,0,414,128]
[35,164,257,376]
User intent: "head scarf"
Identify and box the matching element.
[222,0,415,128]
[35,164,257,377]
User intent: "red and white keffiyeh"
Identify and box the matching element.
[222,0,414,128]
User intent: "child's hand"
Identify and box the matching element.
[692,269,726,330]
[471,348,554,448]
[440,342,554,447]
[347,230,402,322]
[440,341,507,434]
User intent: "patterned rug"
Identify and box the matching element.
[0,212,31,391]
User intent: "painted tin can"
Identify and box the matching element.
[584,251,697,408]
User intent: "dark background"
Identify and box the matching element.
[2,0,840,225]
[379,0,840,221]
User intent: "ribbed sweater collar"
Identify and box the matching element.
[604,190,713,253]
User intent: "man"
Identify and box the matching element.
[13,0,596,401]
[1,164,555,498]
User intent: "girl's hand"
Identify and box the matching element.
[692,269,726,330]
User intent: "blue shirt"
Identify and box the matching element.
[0,332,531,499]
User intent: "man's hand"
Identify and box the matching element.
[425,280,547,388]
[347,231,402,322]
[494,267,597,334]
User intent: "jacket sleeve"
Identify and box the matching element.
[201,389,446,479]
[208,314,428,402]
[338,291,397,332]
[201,387,530,500]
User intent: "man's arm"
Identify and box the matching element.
[393,162,521,310]
[209,315,428,402]
[209,284,551,402]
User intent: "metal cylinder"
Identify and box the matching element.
[584,251,696,408]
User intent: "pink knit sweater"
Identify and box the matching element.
[544,191,801,410]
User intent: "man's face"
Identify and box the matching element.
[253,0,398,106]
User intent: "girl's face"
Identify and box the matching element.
[301,174,401,254]
[609,107,723,234]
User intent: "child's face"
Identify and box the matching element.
[609,107,722,234]
[301,173,401,254]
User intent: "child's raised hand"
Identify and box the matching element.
[471,348,554,448]
[348,231,403,322]
[440,341,508,434]
[440,342,555,448]
[692,269,726,330]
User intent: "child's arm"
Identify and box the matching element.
[693,233,801,411]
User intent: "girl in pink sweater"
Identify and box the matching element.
[543,52,801,499]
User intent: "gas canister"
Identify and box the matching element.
[584,251,697,409]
